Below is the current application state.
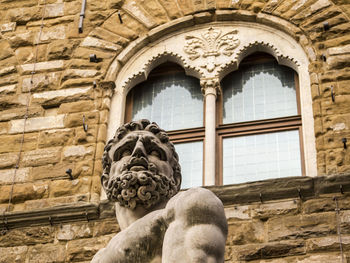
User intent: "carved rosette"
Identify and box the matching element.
[184,27,240,73]
[200,78,221,97]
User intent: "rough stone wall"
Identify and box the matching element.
[0,0,349,261]
[1,175,350,262]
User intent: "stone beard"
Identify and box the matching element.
[104,156,178,210]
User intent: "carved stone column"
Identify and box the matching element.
[200,78,221,186]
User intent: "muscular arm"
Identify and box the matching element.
[91,209,167,263]
[162,188,228,263]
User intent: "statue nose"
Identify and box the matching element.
[131,137,147,158]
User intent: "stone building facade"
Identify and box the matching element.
[0,0,349,262]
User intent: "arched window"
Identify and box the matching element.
[217,53,304,184]
[125,63,204,189]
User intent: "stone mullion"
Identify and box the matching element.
[200,78,221,186]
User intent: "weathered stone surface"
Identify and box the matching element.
[225,205,250,220]
[21,147,61,167]
[62,69,100,81]
[66,235,112,262]
[0,22,16,33]
[39,25,65,43]
[0,168,31,185]
[31,162,71,181]
[0,66,16,77]
[0,226,54,247]
[58,100,95,114]
[64,111,99,128]
[62,145,94,161]
[0,133,38,153]
[38,128,74,148]
[0,106,43,122]
[6,31,34,48]
[267,212,337,241]
[0,246,27,263]
[251,200,299,219]
[0,152,18,169]
[47,39,80,60]
[9,115,65,134]
[27,243,66,263]
[0,84,17,95]
[227,220,264,245]
[49,177,91,198]
[57,223,93,241]
[44,3,64,18]
[306,235,350,252]
[102,13,139,40]
[81,36,122,52]
[0,40,13,61]
[92,219,120,237]
[31,87,93,106]
[0,94,28,110]
[21,72,61,92]
[19,60,64,75]
[24,194,89,210]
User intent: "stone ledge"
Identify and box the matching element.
[0,174,349,230]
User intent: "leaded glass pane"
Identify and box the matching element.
[175,141,203,189]
[132,72,203,131]
[223,130,301,184]
[222,62,297,124]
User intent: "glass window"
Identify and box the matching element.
[222,61,297,124]
[223,130,301,184]
[175,141,203,189]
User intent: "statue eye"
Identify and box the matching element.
[121,149,131,158]
[150,150,160,158]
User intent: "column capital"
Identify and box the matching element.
[200,78,221,97]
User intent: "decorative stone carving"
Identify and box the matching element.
[200,77,221,96]
[92,120,228,263]
[184,27,240,72]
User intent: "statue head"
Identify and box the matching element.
[102,120,182,210]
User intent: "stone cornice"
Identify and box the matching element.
[0,174,349,231]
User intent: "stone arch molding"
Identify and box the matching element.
[108,21,317,178]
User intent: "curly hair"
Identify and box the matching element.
[102,119,182,195]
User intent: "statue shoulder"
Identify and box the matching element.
[166,188,227,231]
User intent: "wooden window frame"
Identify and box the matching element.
[216,53,305,185]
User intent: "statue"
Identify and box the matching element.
[92,120,228,263]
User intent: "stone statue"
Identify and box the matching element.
[91,120,227,263]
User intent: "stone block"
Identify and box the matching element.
[306,235,350,253]
[6,6,41,24]
[0,106,43,122]
[0,168,31,185]
[0,74,17,87]
[92,219,120,237]
[0,122,8,135]
[6,31,35,48]
[267,212,337,241]
[296,254,345,262]
[64,111,99,128]
[102,13,138,40]
[62,145,94,161]
[251,200,299,219]
[66,235,113,262]
[61,69,100,82]
[81,36,122,52]
[0,246,27,263]
[21,72,61,92]
[0,66,16,77]
[0,94,28,110]
[90,27,129,48]
[327,54,350,70]
[38,128,74,148]
[58,100,95,114]
[0,226,54,247]
[49,177,91,198]
[21,147,61,167]
[227,220,264,245]
[32,87,93,106]
[0,133,38,153]
[0,152,18,169]
[44,3,64,18]
[97,124,107,143]
[228,240,305,261]
[27,243,66,263]
[57,222,93,241]
[123,1,157,29]
[0,84,17,95]
[38,25,65,43]
[31,162,71,181]
[24,194,89,210]
[47,39,80,60]
[225,205,250,220]
[9,115,65,134]
[74,125,98,144]
[0,22,16,33]
[0,182,48,203]
[0,40,13,61]
[19,60,64,75]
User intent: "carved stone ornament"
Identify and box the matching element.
[184,27,240,72]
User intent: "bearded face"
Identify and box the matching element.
[102,131,180,210]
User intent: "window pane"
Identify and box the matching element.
[132,72,203,131]
[222,62,297,124]
[174,141,203,189]
[223,130,301,184]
